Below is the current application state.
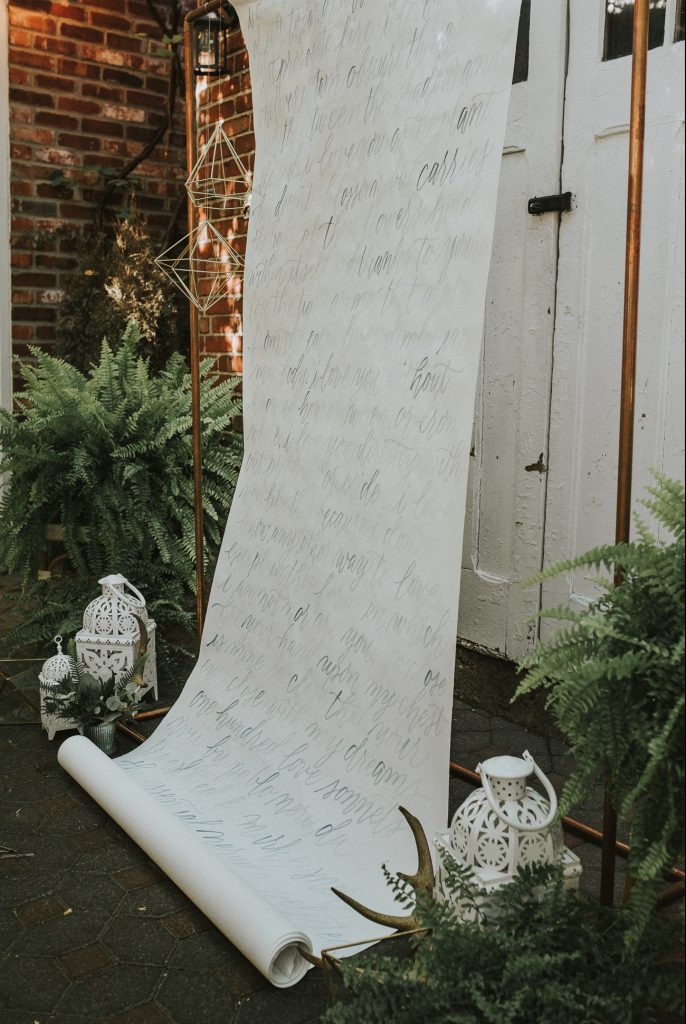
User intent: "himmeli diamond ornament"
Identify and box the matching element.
[155,219,243,315]
[186,121,252,215]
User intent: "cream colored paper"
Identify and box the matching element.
[59,0,521,987]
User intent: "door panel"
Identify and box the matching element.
[542,0,685,622]
[458,0,568,659]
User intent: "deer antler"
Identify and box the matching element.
[132,615,149,688]
[331,806,435,932]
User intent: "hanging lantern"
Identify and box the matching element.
[75,574,158,700]
[192,9,230,77]
[434,752,581,920]
[39,635,75,741]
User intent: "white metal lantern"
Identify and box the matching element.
[435,751,581,920]
[75,574,158,700]
[39,635,75,741]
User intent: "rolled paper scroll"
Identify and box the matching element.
[58,737,311,986]
[60,0,522,987]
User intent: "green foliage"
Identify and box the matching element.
[0,328,242,667]
[515,474,685,941]
[54,214,186,373]
[41,642,147,727]
[324,864,684,1024]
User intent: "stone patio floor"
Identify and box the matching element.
[0,654,626,1024]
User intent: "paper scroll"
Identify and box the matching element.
[59,0,521,987]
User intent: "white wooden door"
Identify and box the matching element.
[542,0,685,622]
[458,0,568,659]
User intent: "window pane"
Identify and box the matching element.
[676,0,685,41]
[512,0,531,83]
[604,1,667,61]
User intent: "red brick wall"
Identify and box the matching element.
[8,0,189,364]
[195,21,253,376]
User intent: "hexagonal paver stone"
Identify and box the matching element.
[59,942,115,981]
[161,908,210,940]
[59,964,160,1018]
[156,969,238,1024]
[2,830,80,875]
[14,894,66,927]
[214,959,265,1002]
[118,883,189,919]
[0,908,23,953]
[167,928,238,973]
[109,1001,173,1024]
[232,971,329,1024]
[71,826,122,853]
[76,841,149,877]
[0,798,46,834]
[112,865,162,891]
[0,866,69,911]
[9,909,110,957]
[39,794,110,836]
[102,915,177,967]
[0,953,70,1013]
[57,870,126,915]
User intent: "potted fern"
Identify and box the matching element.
[41,648,146,756]
[515,474,685,941]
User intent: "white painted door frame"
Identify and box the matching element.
[458,0,568,661]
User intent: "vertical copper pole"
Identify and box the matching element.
[184,11,206,646]
[600,0,650,908]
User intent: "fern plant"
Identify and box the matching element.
[324,864,684,1024]
[0,327,242,667]
[514,474,685,941]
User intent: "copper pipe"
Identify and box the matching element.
[0,658,45,663]
[183,0,236,647]
[184,10,205,648]
[601,0,650,909]
[185,6,218,647]
[116,721,147,745]
[449,761,685,883]
[656,880,686,909]
[132,706,172,722]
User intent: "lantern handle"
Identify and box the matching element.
[103,576,146,609]
[477,751,558,833]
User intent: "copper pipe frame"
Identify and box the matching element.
[181,0,659,908]
[116,720,147,744]
[450,761,685,885]
[601,0,650,908]
[656,880,686,909]
[183,0,235,647]
[132,706,173,722]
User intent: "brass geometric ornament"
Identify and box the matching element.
[154,219,243,315]
[186,121,252,215]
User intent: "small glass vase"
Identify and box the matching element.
[84,720,118,756]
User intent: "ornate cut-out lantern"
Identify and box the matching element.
[435,752,581,919]
[75,574,158,700]
[39,635,75,741]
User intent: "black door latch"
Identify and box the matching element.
[528,192,573,215]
